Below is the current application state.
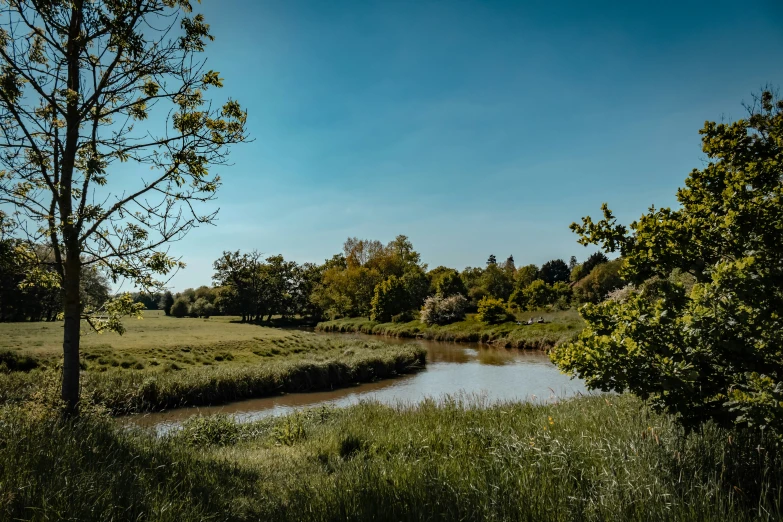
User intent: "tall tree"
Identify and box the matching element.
[0,1,247,412]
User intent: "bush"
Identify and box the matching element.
[476,296,507,325]
[170,297,189,318]
[189,298,215,318]
[420,294,468,326]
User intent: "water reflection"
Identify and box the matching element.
[127,333,586,433]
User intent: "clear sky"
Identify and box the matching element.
[163,0,783,290]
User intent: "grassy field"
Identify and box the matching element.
[0,311,425,414]
[1,394,779,521]
[316,309,584,349]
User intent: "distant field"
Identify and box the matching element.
[316,309,584,349]
[0,312,426,413]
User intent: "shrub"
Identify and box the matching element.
[420,294,467,326]
[476,296,507,325]
[170,297,189,318]
[189,298,215,318]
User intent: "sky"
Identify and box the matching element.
[158,0,783,290]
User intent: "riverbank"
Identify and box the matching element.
[316,309,584,349]
[2,394,779,521]
[0,314,425,414]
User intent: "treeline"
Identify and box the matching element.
[157,235,626,325]
[2,229,627,325]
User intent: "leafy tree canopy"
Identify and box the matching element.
[552,91,783,436]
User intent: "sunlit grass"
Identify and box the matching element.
[0,311,425,414]
[317,309,584,349]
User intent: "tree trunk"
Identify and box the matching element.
[61,254,81,415]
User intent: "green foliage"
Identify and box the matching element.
[553,91,783,437]
[312,236,426,320]
[572,258,624,303]
[476,296,507,325]
[170,298,190,318]
[158,291,175,316]
[479,263,513,301]
[432,269,467,298]
[370,276,408,322]
[510,280,572,311]
[581,252,609,275]
[189,298,215,318]
[539,259,570,284]
[514,264,540,289]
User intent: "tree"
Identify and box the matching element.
[539,259,570,285]
[581,252,609,275]
[158,291,175,316]
[0,2,247,412]
[170,297,189,318]
[370,275,408,322]
[213,251,264,322]
[480,263,513,300]
[551,91,783,436]
[514,264,539,289]
[503,255,516,273]
[486,254,497,266]
[434,270,467,298]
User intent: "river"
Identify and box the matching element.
[127,332,587,433]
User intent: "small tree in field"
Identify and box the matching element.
[551,91,783,437]
[0,1,247,413]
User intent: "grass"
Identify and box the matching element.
[0,311,425,414]
[1,394,780,521]
[316,308,585,349]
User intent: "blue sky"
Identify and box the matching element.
[164,0,783,290]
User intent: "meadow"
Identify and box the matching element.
[0,311,425,414]
[316,309,584,349]
[1,394,779,521]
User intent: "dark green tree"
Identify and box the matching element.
[539,259,570,284]
[158,291,175,316]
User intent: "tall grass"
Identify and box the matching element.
[0,338,425,414]
[1,395,779,521]
[317,310,584,349]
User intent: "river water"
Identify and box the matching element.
[128,332,587,433]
